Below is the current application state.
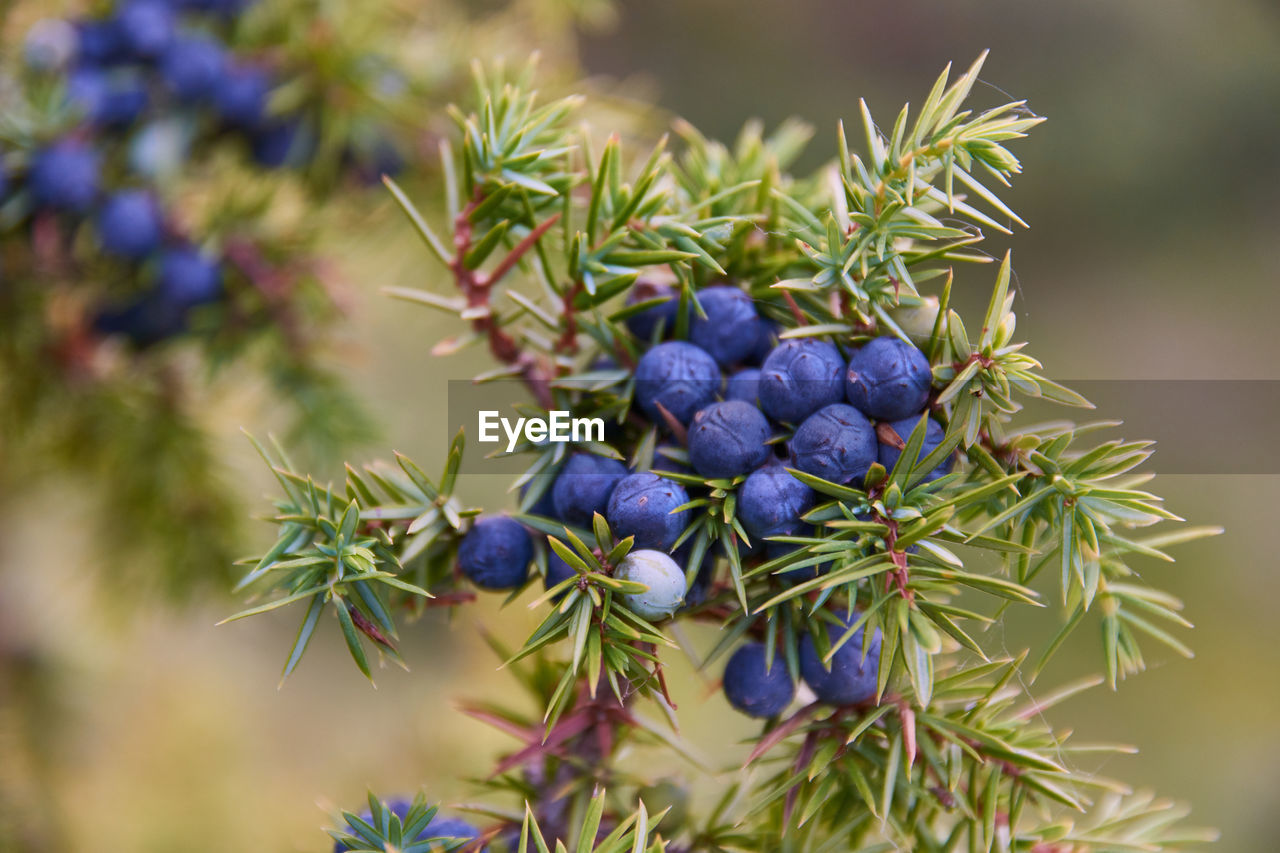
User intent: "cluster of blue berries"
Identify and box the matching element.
[4,0,404,346]
[626,282,953,717]
[722,613,882,718]
[21,0,347,171]
[457,460,695,622]
[458,280,952,717]
[631,281,947,494]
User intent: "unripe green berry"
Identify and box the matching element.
[614,549,687,621]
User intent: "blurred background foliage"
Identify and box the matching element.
[1,0,1277,850]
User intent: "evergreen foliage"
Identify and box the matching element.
[229,55,1219,851]
[0,0,601,591]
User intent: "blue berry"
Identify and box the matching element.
[615,549,687,621]
[30,140,100,213]
[67,67,109,114]
[747,319,780,365]
[157,248,222,306]
[790,403,876,485]
[251,118,313,168]
[74,19,125,66]
[92,298,186,346]
[457,516,532,590]
[687,401,771,479]
[689,285,759,367]
[799,613,882,706]
[96,247,221,343]
[551,453,628,528]
[758,338,845,424]
[845,336,933,421]
[625,281,679,340]
[724,368,761,405]
[161,34,226,102]
[116,0,175,60]
[634,341,720,426]
[723,642,795,718]
[606,472,689,551]
[216,65,272,128]
[102,79,148,126]
[737,464,814,540]
[97,191,162,260]
[878,414,951,483]
[68,68,149,127]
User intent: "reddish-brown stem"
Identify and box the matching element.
[346,602,396,650]
[483,213,561,290]
[866,477,913,603]
[653,401,688,445]
[953,351,996,372]
[446,192,556,408]
[557,280,583,355]
[780,289,806,326]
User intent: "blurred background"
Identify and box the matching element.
[2,0,1278,850]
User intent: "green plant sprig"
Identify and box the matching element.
[228,57,1218,851]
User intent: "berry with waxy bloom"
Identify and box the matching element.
[161,34,226,102]
[614,549,687,621]
[799,612,882,706]
[758,338,845,423]
[551,453,628,528]
[687,401,771,479]
[747,319,780,365]
[722,642,796,718]
[790,403,876,485]
[845,336,933,421]
[724,367,761,405]
[116,0,176,60]
[606,472,690,551]
[156,247,222,306]
[67,68,149,127]
[737,463,815,540]
[216,65,273,128]
[97,190,162,260]
[624,280,680,340]
[457,516,532,590]
[689,285,760,367]
[30,140,101,213]
[634,341,720,426]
